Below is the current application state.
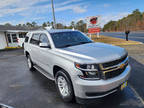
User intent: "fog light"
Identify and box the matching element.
[88,72,97,75]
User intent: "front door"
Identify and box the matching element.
[7,33,18,47]
[38,33,53,75]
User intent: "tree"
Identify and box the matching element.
[70,21,75,29]
[16,24,22,27]
[76,20,87,32]
[47,21,51,26]
[32,21,37,27]
[133,9,141,14]
[42,22,47,28]
[5,23,12,26]
[103,9,144,31]
[51,22,54,28]
[22,24,27,27]
[26,22,32,28]
[103,21,117,32]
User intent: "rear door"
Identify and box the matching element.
[29,33,40,64]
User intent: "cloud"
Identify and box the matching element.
[100,12,129,27]
[0,0,20,8]
[57,0,81,6]
[0,0,88,25]
[0,0,87,16]
[0,7,27,17]
[55,3,87,13]
[0,20,19,25]
[0,0,48,17]
[72,6,87,13]
[103,4,111,8]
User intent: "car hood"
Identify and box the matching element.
[55,42,127,64]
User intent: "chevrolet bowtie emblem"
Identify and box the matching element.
[119,64,125,69]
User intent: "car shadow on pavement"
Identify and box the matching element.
[128,57,144,100]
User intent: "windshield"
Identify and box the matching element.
[50,31,93,48]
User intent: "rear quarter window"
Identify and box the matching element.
[25,36,29,43]
[19,33,26,38]
[30,33,40,45]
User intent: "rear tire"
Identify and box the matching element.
[22,43,24,48]
[27,55,34,71]
[55,70,75,103]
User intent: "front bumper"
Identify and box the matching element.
[73,65,131,100]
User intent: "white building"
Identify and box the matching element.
[0,25,38,49]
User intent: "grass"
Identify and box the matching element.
[5,46,21,49]
[0,47,22,51]
[90,35,142,46]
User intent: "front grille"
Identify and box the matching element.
[102,54,128,68]
[100,54,128,80]
[103,63,128,80]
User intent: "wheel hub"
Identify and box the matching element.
[57,76,69,97]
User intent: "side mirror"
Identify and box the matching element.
[39,43,50,48]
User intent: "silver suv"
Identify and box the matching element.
[24,29,131,104]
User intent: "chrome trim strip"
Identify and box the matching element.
[100,57,128,71]
[77,68,98,72]
[78,76,100,80]
[103,67,121,74]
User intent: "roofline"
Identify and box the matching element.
[0,30,31,33]
[6,30,29,33]
[46,29,79,34]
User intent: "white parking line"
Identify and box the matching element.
[129,84,144,106]
[0,103,13,108]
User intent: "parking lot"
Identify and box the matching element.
[0,48,144,108]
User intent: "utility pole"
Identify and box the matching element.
[51,0,56,29]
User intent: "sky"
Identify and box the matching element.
[0,0,144,27]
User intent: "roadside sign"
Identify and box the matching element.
[86,16,100,29]
[88,28,100,34]
[86,16,101,37]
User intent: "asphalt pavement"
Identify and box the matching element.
[100,32,144,43]
[0,49,143,108]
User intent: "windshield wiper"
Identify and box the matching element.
[58,41,93,48]
[76,41,93,45]
[81,41,92,44]
[58,44,74,48]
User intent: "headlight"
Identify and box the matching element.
[75,63,98,71]
[75,63,100,80]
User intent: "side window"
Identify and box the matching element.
[12,34,17,42]
[39,34,49,44]
[30,33,40,45]
[25,36,29,43]
[19,33,26,38]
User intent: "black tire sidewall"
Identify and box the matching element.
[55,70,74,102]
[27,55,34,71]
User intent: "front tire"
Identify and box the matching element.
[55,70,75,103]
[27,55,34,71]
